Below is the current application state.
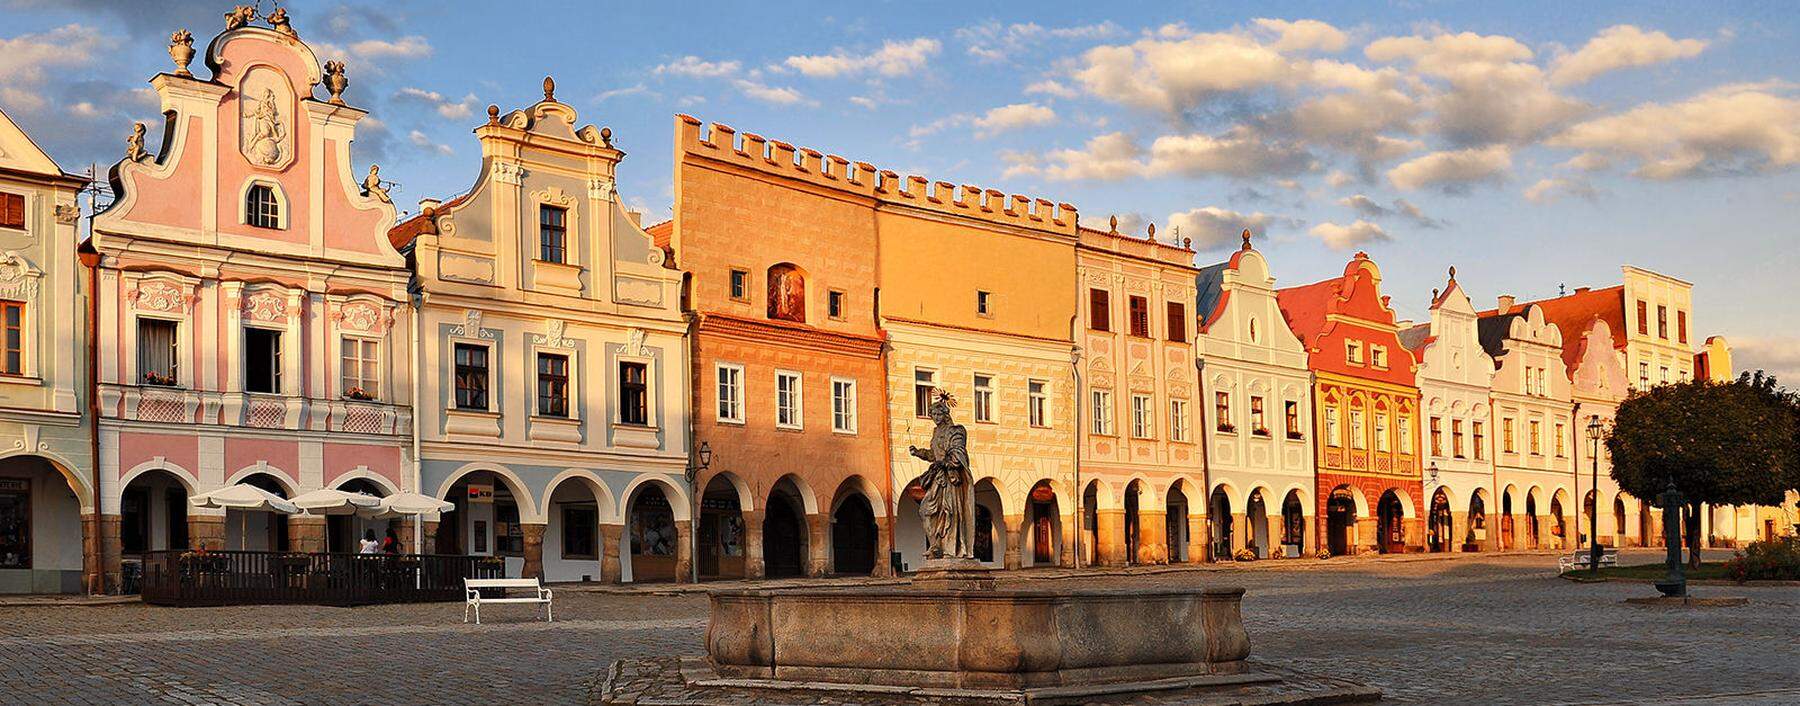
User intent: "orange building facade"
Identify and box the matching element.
[670,115,892,580]
[1277,254,1423,555]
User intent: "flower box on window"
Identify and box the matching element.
[1216,422,1237,434]
[1286,431,1305,441]
[343,387,377,402]
[1252,427,1271,437]
[142,371,178,387]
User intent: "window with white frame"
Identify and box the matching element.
[244,327,282,394]
[1250,395,1267,436]
[1324,405,1340,447]
[775,371,802,429]
[453,343,489,410]
[1529,419,1542,455]
[1554,421,1567,457]
[1214,391,1233,433]
[0,301,22,376]
[1349,409,1366,449]
[913,368,936,418]
[831,378,857,433]
[340,338,378,400]
[245,184,282,229]
[537,353,570,418]
[619,361,648,425]
[716,363,744,423]
[1374,411,1391,452]
[1027,379,1049,428]
[1345,340,1364,365]
[1169,399,1190,442]
[1398,415,1413,454]
[973,374,995,423]
[1370,344,1388,370]
[1131,394,1153,439]
[1090,389,1113,435]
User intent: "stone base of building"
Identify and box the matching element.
[593,656,1381,705]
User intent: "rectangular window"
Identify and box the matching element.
[0,301,22,375]
[914,369,936,418]
[1131,394,1153,439]
[1214,391,1233,433]
[244,327,281,394]
[1349,409,1366,449]
[1090,390,1113,435]
[832,378,857,433]
[1027,380,1048,428]
[1677,310,1688,344]
[1324,406,1340,447]
[1166,302,1187,343]
[1250,396,1267,436]
[776,371,803,429]
[339,338,378,399]
[0,192,23,229]
[539,205,567,263]
[728,269,749,301]
[1639,362,1650,387]
[973,374,995,423]
[1285,401,1302,440]
[1374,412,1391,452]
[1170,399,1190,442]
[976,290,992,316]
[1345,340,1364,365]
[1472,421,1486,460]
[1554,421,1567,457]
[1529,419,1542,455]
[560,504,597,559]
[1656,305,1668,339]
[1660,366,1670,383]
[1370,345,1388,370]
[454,343,489,410]
[1637,300,1649,335]
[619,361,648,425]
[1128,296,1149,337]
[1088,289,1110,331]
[1502,418,1516,453]
[138,318,178,386]
[0,478,28,569]
[716,364,744,423]
[1399,415,1413,454]
[537,353,569,417]
[1452,419,1465,458]
[828,290,846,320]
[1430,417,1443,457]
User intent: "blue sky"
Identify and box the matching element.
[3,1,1796,377]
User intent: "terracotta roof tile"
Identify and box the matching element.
[386,193,470,251]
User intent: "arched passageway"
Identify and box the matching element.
[1166,484,1189,563]
[1612,496,1628,545]
[1524,495,1541,549]
[627,483,679,583]
[1326,487,1357,556]
[1246,489,1269,559]
[1549,495,1567,550]
[543,478,601,583]
[1280,490,1306,557]
[227,473,291,552]
[1081,481,1100,566]
[973,478,1005,568]
[326,478,389,554]
[830,492,878,575]
[0,455,87,593]
[1025,481,1062,567]
[439,470,527,577]
[1208,487,1233,560]
[1467,493,1488,551]
[697,475,746,580]
[1122,482,1142,565]
[1377,490,1405,554]
[1428,489,1453,553]
[762,481,808,578]
[122,469,189,555]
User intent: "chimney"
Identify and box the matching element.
[1497,294,1516,312]
[625,209,643,226]
[1574,286,1591,294]
[418,198,441,213]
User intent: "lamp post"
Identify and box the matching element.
[1584,415,1604,575]
[1424,463,1440,552]
[684,441,712,584]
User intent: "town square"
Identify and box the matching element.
[0,1,1795,703]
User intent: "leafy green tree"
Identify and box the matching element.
[1608,373,1796,566]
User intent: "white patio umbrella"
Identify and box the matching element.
[368,491,456,588]
[291,489,381,552]
[190,484,300,550]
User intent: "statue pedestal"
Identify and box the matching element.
[913,556,995,591]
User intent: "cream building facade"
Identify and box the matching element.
[1564,316,1638,547]
[0,109,93,593]
[1621,266,1697,390]
[1478,301,1576,551]
[1075,222,1200,566]
[1400,270,1497,553]
[1193,234,1315,560]
[394,82,688,583]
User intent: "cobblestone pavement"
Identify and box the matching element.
[0,552,1793,705]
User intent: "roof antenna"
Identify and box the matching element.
[1558,282,1566,296]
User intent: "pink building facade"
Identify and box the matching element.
[89,20,411,585]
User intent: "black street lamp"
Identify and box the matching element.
[685,441,712,584]
[1584,415,1604,574]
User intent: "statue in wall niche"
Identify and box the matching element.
[245,88,288,166]
[910,392,973,560]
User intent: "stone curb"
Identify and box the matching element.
[0,595,140,608]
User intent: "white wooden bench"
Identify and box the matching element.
[464,577,553,624]
[1559,548,1620,572]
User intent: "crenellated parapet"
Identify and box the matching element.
[676,114,1078,236]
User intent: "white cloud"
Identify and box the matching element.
[957,21,1127,61]
[1387,145,1511,192]
[1548,82,1800,179]
[1325,170,1355,188]
[1729,336,1800,383]
[1393,198,1446,228]
[1523,177,1599,203]
[783,38,940,78]
[1366,30,1586,146]
[1025,80,1080,99]
[0,24,107,111]
[345,35,433,60]
[1560,152,1612,172]
[654,56,742,78]
[595,84,650,102]
[1338,194,1445,228]
[1008,132,1144,181]
[849,95,879,109]
[732,79,812,106]
[1146,127,1316,179]
[973,103,1056,137]
[1253,18,1349,53]
[1168,207,1300,250]
[1550,25,1707,86]
[1339,194,1390,218]
[407,129,452,156]
[1308,219,1390,250]
[394,87,478,120]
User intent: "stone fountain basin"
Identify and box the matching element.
[706,586,1251,690]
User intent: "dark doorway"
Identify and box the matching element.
[832,494,877,575]
[1122,484,1141,564]
[698,476,745,580]
[763,492,807,578]
[1327,488,1356,556]
[1428,489,1453,552]
[1377,490,1405,554]
[1209,488,1233,560]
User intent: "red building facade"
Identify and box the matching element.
[1277,254,1422,555]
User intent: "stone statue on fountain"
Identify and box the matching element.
[909,392,981,577]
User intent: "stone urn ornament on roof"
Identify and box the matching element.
[323,61,349,105]
[168,29,195,77]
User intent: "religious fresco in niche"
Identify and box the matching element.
[238,67,293,169]
[767,263,806,323]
